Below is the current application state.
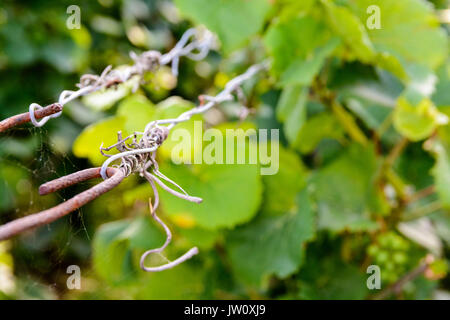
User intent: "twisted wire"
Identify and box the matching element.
[28,28,214,127]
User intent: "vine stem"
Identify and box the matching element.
[405,185,436,204]
[0,168,125,241]
[384,137,409,169]
[330,100,368,145]
[314,83,368,146]
[0,103,63,133]
[373,256,433,300]
[401,201,442,222]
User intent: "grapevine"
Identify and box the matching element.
[0,0,449,301]
[0,28,268,272]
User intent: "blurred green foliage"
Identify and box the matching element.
[0,0,450,300]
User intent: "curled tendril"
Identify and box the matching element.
[140,177,199,273]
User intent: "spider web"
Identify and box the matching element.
[0,124,96,298]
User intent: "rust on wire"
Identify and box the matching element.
[39,167,118,195]
[0,103,63,133]
[0,167,126,241]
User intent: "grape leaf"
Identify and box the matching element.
[433,62,450,108]
[310,143,382,232]
[322,0,375,63]
[92,217,165,285]
[135,263,205,300]
[157,122,263,230]
[393,95,446,141]
[151,97,204,163]
[177,226,220,250]
[349,0,448,70]
[82,76,138,111]
[73,95,202,165]
[276,85,308,145]
[158,160,262,230]
[174,0,271,53]
[279,37,341,86]
[226,189,315,287]
[296,112,345,154]
[264,15,332,78]
[430,140,450,208]
[0,165,28,211]
[297,254,369,300]
[73,116,127,165]
[117,94,156,133]
[262,144,309,216]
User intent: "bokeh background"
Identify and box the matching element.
[0,0,449,300]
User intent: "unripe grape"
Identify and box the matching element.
[393,252,407,264]
[367,244,379,256]
[376,251,389,263]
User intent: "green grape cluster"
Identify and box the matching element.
[367,232,410,283]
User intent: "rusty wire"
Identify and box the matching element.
[0,27,268,272]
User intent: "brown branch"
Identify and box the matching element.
[384,137,409,169]
[406,185,436,204]
[0,167,126,241]
[0,103,63,133]
[373,258,432,300]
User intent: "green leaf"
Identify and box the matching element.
[92,219,135,285]
[395,143,434,190]
[158,160,262,230]
[174,0,271,53]
[322,0,375,63]
[404,64,438,99]
[92,217,165,285]
[264,15,332,78]
[345,97,392,130]
[297,254,369,299]
[310,143,382,232]
[433,61,450,108]
[152,97,204,163]
[157,122,263,230]
[431,211,450,246]
[393,95,447,141]
[262,144,309,216]
[276,85,308,145]
[280,37,341,86]
[117,94,156,133]
[430,140,450,208]
[73,116,127,165]
[278,0,317,19]
[73,96,202,165]
[0,165,28,211]
[40,36,89,73]
[296,112,345,154]
[82,76,138,111]
[177,227,220,250]
[0,23,37,66]
[226,189,315,287]
[135,263,205,299]
[350,0,448,70]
